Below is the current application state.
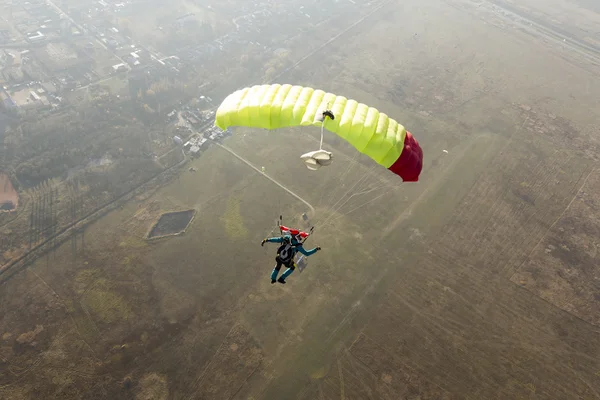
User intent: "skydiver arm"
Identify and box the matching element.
[297,245,321,256]
[262,237,283,246]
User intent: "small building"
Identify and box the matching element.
[84,42,95,53]
[28,31,45,42]
[126,56,140,66]
[1,87,50,110]
[1,50,21,68]
[112,63,128,73]
[189,145,200,155]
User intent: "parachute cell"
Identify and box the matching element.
[215,84,423,182]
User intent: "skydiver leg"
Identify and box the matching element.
[271,258,283,284]
[278,263,295,284]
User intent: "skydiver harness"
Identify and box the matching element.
[276,237,298,264]
[270,216,314,269]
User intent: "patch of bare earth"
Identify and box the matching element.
[511,168,600,326]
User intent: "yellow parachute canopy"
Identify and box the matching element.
[215,84,423,181]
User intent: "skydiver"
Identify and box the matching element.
[261,231,321,284]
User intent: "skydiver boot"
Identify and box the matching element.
[278,268,294,284]
[271,267,279,284]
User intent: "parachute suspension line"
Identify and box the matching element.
[277,197,282,235]
[319,182,401,232]
[266,207,281,239]
[316,138,366,214]
[317,164,378,228]
[310,105,352,231]
[319,105,334,151]
[323,164,374,221]
[318,160,400,231]
[316,169,369,227]
[318,148,361,210]
[319,121,325,151]
[321,183,404,230]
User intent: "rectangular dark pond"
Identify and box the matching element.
[147,209,195,239]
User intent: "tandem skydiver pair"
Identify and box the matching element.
[261,225,321,284]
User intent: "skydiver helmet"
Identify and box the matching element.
[282,235,292,244]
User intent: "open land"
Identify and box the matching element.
[2,0,600,399]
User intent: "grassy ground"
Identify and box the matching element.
[3,0,600,398]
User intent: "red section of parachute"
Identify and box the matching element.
[387,131,423,182]
[279,225,309,239]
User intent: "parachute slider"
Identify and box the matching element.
[315,109,335,123]
[300,149,333,170]
[303,157,321,170]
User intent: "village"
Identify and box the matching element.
[0,0,360,115]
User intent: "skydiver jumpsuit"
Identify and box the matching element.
[265,235,318,283]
